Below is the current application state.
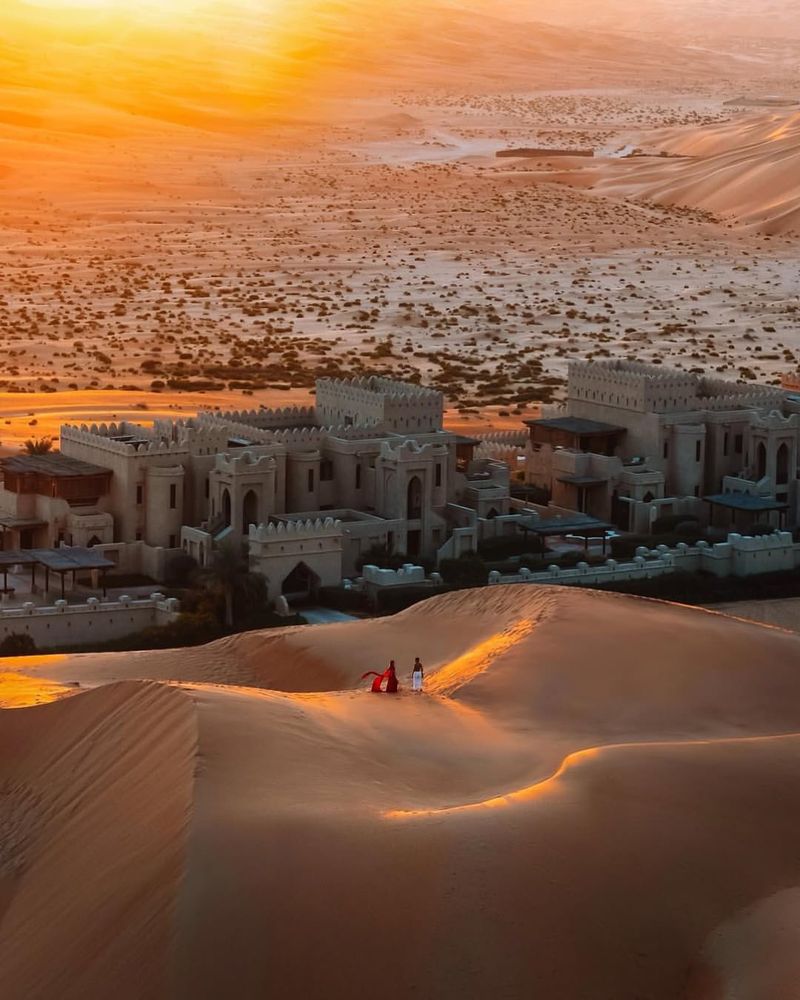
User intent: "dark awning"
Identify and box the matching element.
[518,516,614,537]
[703,494,788,512]
[0,547,115,571]
[555,475,610,487]
[32,548,116,572]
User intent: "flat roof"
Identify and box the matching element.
[0,550,38,567]
[704,494,788,512]
[2,453,112,478]
[556,475,610,486]
[0,517,49,530]
[525,417,627,436]
[0,547,115,571]
[519,515,614,536]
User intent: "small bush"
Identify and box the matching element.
[439,554,488,589]
[651,513,701,534]
[317,586,369,613]
[0,633,37,656]
[164,553,199,587]
[374,583,449,615]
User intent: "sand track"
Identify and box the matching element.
[2,585,800,996]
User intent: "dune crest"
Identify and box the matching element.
[3,586,800,996]
[555,109,800,234]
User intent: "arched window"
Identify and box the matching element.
[776,442,790,485]
[642,491,654,504]
[242,490,258,532]
[407,476,423,520]
[756,442,767,480]
[222,488,232,526]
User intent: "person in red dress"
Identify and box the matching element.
[362,660,400,693]
[384,662,399,694]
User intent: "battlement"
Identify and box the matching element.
[749,410,800,430]
[214,451,277,476]
[474,430,528,446]
[379,439,447,462]
[315,376,444,433]
[198,405,317,431]
[319,375,441,400]
[61,423,190,458]
[569,360,785,415]
[249,517,342,541]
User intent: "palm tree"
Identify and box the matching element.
[202,539,261,628]
[23,436,54,455]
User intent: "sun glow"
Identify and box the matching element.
[5,0,326,127]
[27,0,211,8]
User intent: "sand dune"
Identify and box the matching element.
[545,109,800,234]
[0,0,744,140]
[604,111,800,233]
[2,585,800,997]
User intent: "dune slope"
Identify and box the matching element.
[576,110,800,234]
[2,585,800,997]
[0,682,196,1000]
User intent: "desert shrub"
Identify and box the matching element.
[597,569,800,605]
[356,545,434,574]
[374,583,449,615]
[478,534,546,560]
[438,554,489,589]
[651,513,701,534]
[317,586,369,613]
[164,553,199,587]
[0,633,37,656]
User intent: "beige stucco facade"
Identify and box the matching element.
[526,360,800,533]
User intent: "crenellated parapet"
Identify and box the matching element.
[214,451,277,476]
[318,375,441,400]
[379,439,447,462]
[315,375,444,433]
[568,360,786,415]
[249,517,342,541]
[199,405,317,430]
[473,430,528,446]
[748,410,800,430]
[61,423,190,458]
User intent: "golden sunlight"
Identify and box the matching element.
[28,0,207,8]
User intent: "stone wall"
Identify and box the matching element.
[488,531,800,589]
[0,595,180,650]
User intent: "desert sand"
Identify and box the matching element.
[2,585,800,998]
[3,3,800,993]
[2,0,800,437]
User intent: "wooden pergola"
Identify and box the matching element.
[0,547,115,600]
[517,515,615,555]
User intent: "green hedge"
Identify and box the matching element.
[477,535,547,560]
[317,586,369,613]
[374,583,450,615]
[597,569,800,605]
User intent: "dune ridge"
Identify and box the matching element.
[551,109,800,234]
[2,585,800,996]
[608,110,800,233]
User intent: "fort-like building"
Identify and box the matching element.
[524,360,800,533]
[0,377,513,602]
[2,364,799,619]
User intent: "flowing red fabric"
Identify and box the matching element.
[361,670,385,693]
